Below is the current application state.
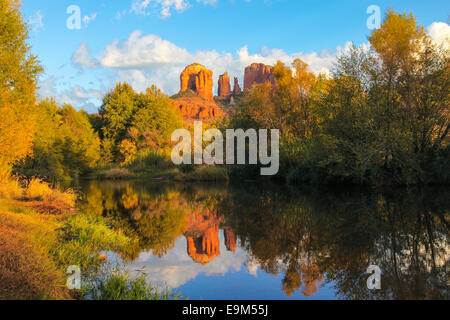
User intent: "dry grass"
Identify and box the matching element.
[0,203,71,300]
[98,168,134,180]
[23,178,76,213]
[175,166,229,182]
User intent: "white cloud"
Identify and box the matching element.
[82,13,97,27]
[28,10,44,32]
[72,31,345,95]
[128,0,216,18]
[37,75,103,113]
[124,230,252,289]
[427,22,450,50]
[72,42,100,69]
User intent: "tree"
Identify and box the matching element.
[0,0,42,180]
[130,85,183,150]
[99,82,137,158]
[15,99,101,181]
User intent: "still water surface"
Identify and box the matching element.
[77,180,449,300]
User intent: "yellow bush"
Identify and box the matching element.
[25,178,76,211]
[0,177,23,200]
[25,178,52,200]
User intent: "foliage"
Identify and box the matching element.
[119,139,137,166]
[231,10,449,185]
[0,0,42,179]
[96,167,134,180]
[99,84,182,163]
[127,149,174,172]
[14,99,101,181]
[24,178,76,210]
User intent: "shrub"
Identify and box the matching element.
[98,168,134,180]
[176,166,229,182]
[0,177,23,199]
[24,178,76,211]
[128,149,173,172]
[83,271,180,300]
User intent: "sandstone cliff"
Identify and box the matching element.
[233,77,242,95]
[244,63,274,90]
[176,96,224,122]
[176,63,224,122]
[180,63,214,101]
[218,72,231,97]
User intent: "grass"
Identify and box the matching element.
[0,200,70,300]
[0,176,180,300]
[83,271,181,300]
[95,168,134,180]
[175,165,229,182]
[52,214,139,269]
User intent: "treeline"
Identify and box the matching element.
[1,1,448,187]
[228,10,449,185]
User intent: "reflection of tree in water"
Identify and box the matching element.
[77,181,230,262]
[221,184,449,299]
[77,180,449,299]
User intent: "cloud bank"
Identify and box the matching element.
[71,30,348,95]
[53,21,450,111]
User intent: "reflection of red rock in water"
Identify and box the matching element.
[186,226,221,265]
[224,228,237,253]
[185,209,223,265]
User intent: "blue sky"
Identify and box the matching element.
[22,0,449,113]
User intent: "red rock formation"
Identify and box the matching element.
[176,63,225,122]
[233,77,242,95]
[218,72,231,97]
[180,63,214,101]
[244,63,274,90]
[185,209,223,265]
[223,228,237,253]
[176,97,224,122]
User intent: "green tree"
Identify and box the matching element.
[99,82,137,159]
[129,85,183,150]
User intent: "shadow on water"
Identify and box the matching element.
[76,179,450,300]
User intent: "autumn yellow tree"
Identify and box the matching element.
[0,0,42,180]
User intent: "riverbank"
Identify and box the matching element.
[0,178,180,300]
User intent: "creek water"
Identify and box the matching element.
[76,180,449,300]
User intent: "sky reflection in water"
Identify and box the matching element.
[77,180,450,300]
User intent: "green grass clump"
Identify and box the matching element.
[83,272,181,300]
[52,215,139,268]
